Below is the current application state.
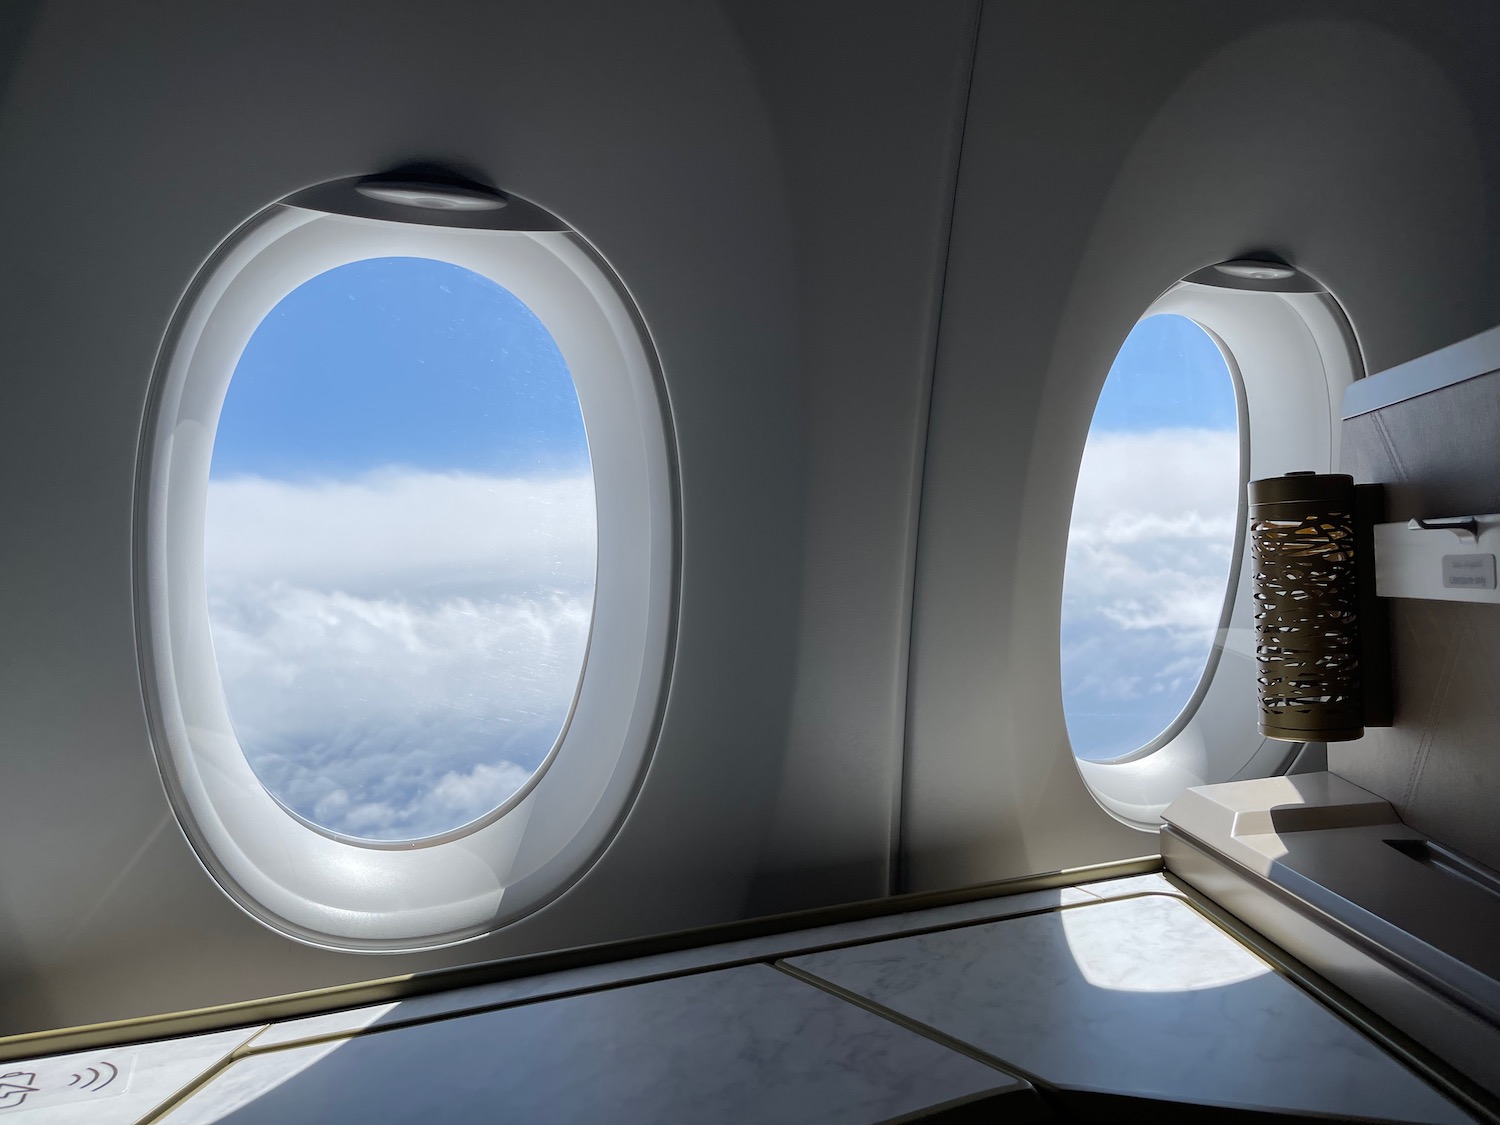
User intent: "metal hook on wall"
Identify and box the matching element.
[1407,516,1480,542]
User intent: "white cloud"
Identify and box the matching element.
[205,468,595,840]
[1061,429,1240,759]
[206,469,596,599]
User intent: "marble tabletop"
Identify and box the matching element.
[0,872,1478,1123]
[0,1026,262,1124]
[786,893,1473,1123]
[160,964,1040,1125]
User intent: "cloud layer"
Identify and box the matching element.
[205,469,596,840]
[204,427,1240,817]
[1061,429,1241,760]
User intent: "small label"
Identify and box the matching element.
[1443,554,1497,590]
[0,1054,133,1113]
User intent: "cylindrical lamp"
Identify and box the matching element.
[1249,472,1365,741]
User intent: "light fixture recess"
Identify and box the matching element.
[353,181,509,212]
[1214,260,1297,281]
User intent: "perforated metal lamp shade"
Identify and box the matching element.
[1249,472,1365,742]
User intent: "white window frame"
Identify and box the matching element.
[1073,269,1362,830]
[136,188,677,951]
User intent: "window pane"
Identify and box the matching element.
[205,257,595,841]
[1061,314,1240,760]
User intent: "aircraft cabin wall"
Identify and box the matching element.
[0,0,1497,1036]
[906,1,1500,889]
[0,0,978,1033]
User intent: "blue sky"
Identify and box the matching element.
[212,256,588,481]
[1088,314,1237,433]
[1060,314,1241,760]
[206,257,595,841]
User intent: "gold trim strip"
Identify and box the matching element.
[0,855,1161,1063]
[1161,850,1500,1124]
[223,888,1100,1060]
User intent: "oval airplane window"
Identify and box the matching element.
[140,179,676,948]
[205,257,595,842]
[1061,313,1242,761]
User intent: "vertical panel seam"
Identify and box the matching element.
[891,0,986,897]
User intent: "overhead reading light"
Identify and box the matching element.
[286,175,561,232]
[354,180,508,211]
[1181,259,1321,295]
[1215,260,1297,281]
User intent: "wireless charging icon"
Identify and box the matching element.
[0,1071,40,1109]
